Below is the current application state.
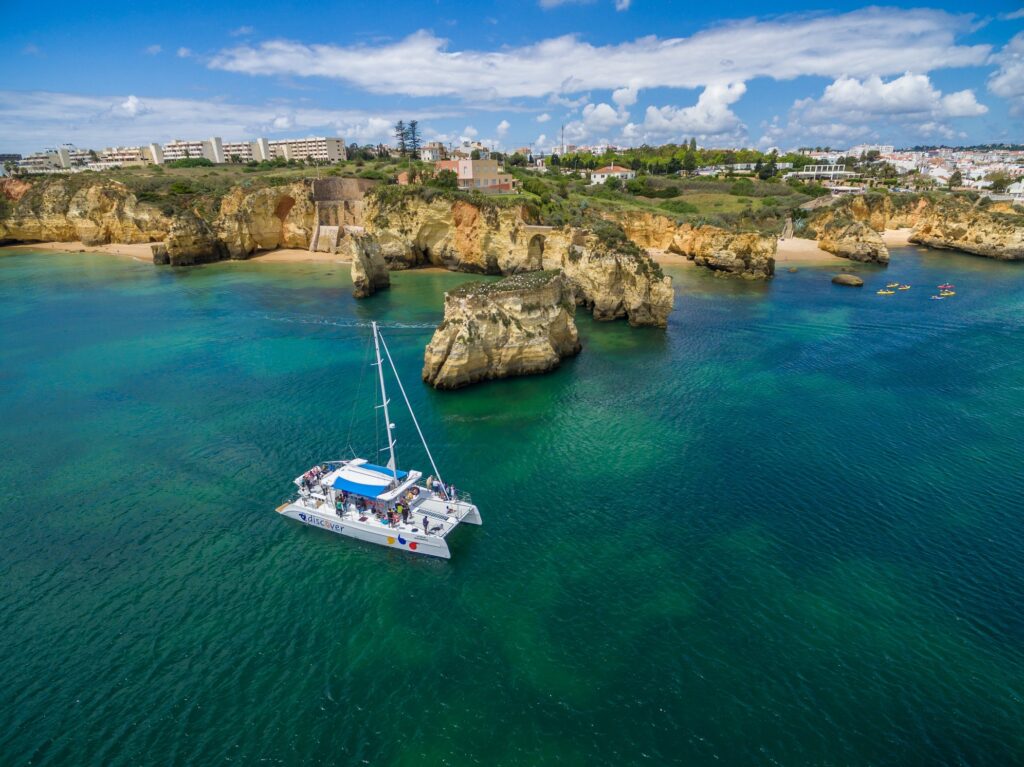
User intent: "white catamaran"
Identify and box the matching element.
[275,321,481,559]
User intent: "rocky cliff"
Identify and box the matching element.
[909,197,1024,260]
[348,233,390,298]
[806,193,1024,261]
[422,271,581,389]
[362,191,675,325]
[540,228,675,327]
[816,218,889,263]
[214,182,316,258]
[615,211,776,279]
[0,178,170,245]
[0,176,369,264]
[364,190,539,273]
[152,212,225,266]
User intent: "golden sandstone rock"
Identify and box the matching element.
[422,271,581,389]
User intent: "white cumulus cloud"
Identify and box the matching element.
[208,9,989,102]
[630,82,747,143]
[536,112,551,123]
[497,119,510,137]
[989,32,1024,113]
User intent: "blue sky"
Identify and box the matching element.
[1,0,1023,154]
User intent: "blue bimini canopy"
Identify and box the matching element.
[331,462,409,499]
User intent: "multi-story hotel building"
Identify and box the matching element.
[267,137,346,163]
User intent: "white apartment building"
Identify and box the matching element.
[222,141,256,163]
[161,137,224,164]
[848,144,895,157]
[268,137,346,163]
[17,145,93,173]
[98,146,152,166]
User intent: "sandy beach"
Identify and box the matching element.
[0,241,157,258]
[4,230,917,270]
[774,237,848,265]
[882,227,913,246]
[647,249,695,266]
[246,248,351,263]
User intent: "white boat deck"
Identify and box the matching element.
[291,472,473,540]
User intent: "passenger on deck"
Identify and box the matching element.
[422,515,430,534]
[401,504,410,524]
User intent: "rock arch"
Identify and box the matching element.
[274,195,296,221]
[527,234,545,270]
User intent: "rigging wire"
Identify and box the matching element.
[378,330,447,495]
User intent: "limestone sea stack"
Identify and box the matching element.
[549,230,675,326]
[348,233,390,298]
[422,271,581,390]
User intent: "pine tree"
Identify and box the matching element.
[394,121,407,157]
[689,137,697,152]
[407,120,421,159]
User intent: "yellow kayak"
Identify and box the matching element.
[940,290,956,297]
[886,282,900,288]
[877,289,895,295]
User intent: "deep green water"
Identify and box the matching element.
[2,247,1024,765]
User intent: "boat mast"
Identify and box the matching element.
[378,330,446,496]
[372,321,398,479]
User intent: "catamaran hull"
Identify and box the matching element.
[277,503,453,559]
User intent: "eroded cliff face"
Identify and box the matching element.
[364,193,540,273]
[807,193,1024,261]
[154,212,225,266]
[909,198,1024,260]
[615,211,777,279]
[215,183,316,258]
[540,228,675,327]
[359,194,675,325]
[816,218,889,263]
[0,179,170,245]
[348,233,390,298]
[422,271,581,389]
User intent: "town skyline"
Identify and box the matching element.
[2,1,1023,155]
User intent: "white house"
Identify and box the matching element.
[1007,180,1024,200]
[590,165,636,185]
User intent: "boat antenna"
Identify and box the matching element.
[372,321,398,479]
[378,330,446,496]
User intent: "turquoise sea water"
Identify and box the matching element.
[2,247,1024,765]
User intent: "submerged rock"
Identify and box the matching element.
[831,274,864,287]
[422,271,581,389]
[348,233,390,298]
